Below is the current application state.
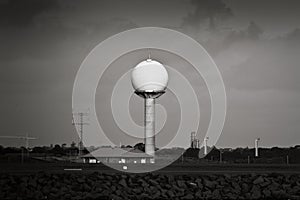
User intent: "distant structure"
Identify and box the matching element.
[0,133,37,160]
[131,57,168,158]
[82,147,153,164]
[255,138,260,157]
[191,132,196,148]
[190,132,200,149]
[204,137,209,155]
[72,111,89,157]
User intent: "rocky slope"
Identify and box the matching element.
[0,172,299,199]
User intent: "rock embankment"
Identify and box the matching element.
[0,172,299,199]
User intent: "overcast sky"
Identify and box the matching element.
[0,0,300,148]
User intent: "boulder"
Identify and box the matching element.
[195,191,202,199]
[177,180,187,188]
[110,194,122,200]
[118,179,127,188]
[203,179,217,189]
[195,178,203,189]
[181,193,194,200]
[211,189,221,199]
[241,183,250,193]
[167,190,175,198]
[149,179,159,186]
[253,176,264,185]
[251,185,261,199]
[262,188,271,198]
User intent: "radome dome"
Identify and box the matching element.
[131,59,168,92]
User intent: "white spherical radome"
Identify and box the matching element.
[131,59,169,92]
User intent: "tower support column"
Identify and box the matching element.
[135,90,165,158]
[145,98,155,156]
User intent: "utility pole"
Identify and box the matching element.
[72,111,89,157]
[204,137,209,155]
[255,138,260,157]
[191,132,196,148]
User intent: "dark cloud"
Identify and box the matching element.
[216,30,300,91]
[247,21,263,39]
[0,0,299,147]
[221,21,263,49]
[182,0,233,31]
[0,0,59,26]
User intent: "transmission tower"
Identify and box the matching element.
[72,111,89,157]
